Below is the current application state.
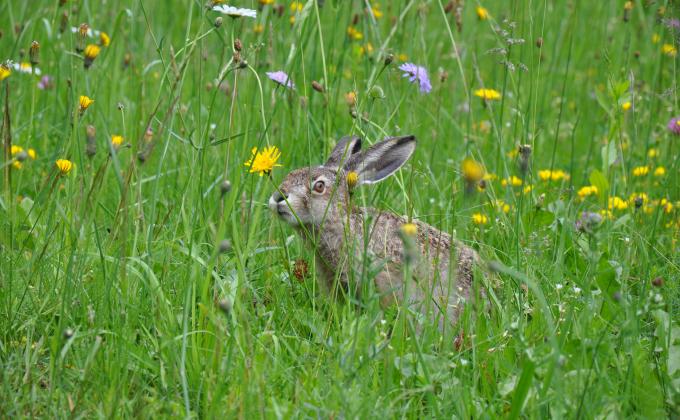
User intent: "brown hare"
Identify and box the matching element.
[269,135,482,331]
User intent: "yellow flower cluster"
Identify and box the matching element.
[608,196,628,211]
[501,175,523,187]
[538,169,569,182]
[577,185,598,199]
[495,200,511,214]
[662,43,677,57]
[10,145,37,169]
[476,6,489,20]
[632,165,649,177]
[472,213,489,225]
[347,26,363,41]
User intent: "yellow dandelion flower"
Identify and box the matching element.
[496,200,510,214]
[501,175,523,187]
[621,101,631,111]
[244,145,282,176]
[662,43,677,57]
[659,198,673,214]
[472,213,489,225]
[599,209,614,219]
[11,145,24,155]
[400,222,417,236]
[345,91,357,107]
[289,15,296,25]
[523,184,533,194]
[0,64,11,81]
[259,0,274,4]
[623,1,633,11]
[397,53,408,62]
[100,32,111,47]
[55,159,74,175]
[654,166,666,177]
[647,148,659,158]
[253,24,264,34]
[577,185,598,199]
[111,135,124,149]
[290,1,303,12]
[12,161,23,170]
[27,148,36,160]
[346,171,359,189]
[347,26,363,41]
[629,192,649,206]
[473,88,501,101]
[370,6,383,19]
[461,157,485,183]
[476,6,489,20]
[608,196,628,211]
[79,95,94,113]
[632,165,649,177]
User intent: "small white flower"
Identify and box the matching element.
[212,5,257,18]
[70,26,101,37]
[555,283,563,291]
[12,62,41,75]
[573,286,582,294]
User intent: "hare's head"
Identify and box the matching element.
[269,135,416,227]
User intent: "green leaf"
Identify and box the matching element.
[600,143,617,169]
[589,169,609,198]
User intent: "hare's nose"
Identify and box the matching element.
[272,190,287,203]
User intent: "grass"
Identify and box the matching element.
[1,0,679,417]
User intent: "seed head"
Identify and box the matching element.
[214,16,223,27]
[652,277,664,287]
[311,80,324,93]
[292,259,309,282]
[234,38,242,51]
[220,180,232,195]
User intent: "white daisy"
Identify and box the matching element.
[70,26,101,37]
[12,62,41,75]
[212,5,257,18]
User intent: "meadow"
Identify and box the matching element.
[1,0,679,417]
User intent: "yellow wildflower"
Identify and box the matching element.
[27,148,36,160]
[397,53,408,62]
[344,91,357,107]
[289,15,295,25]
[523,184,533,194]
[608,196,628,211]
[290,1,303,12]
[632,165,649,177]
[79,95,94,113]
[473,88,501,101]
[370,5,383,19]
[538,169,569,182]
[400,223,417,236]
[495,200,510,214]
[662,43,677,57]
[11,145,24,155]
[652,34,660,44]
[654,166,665,177]
[346,171,359,189]
[83,44,101,69]
[358,43,374,56]
[347,26,363,41]
[621,101,631,111]
[0,64,10,81]
[659,198,673,214]
[577,185,598,199]
[629,192,649,206]
[476,6,489,20]
[111,135,124,149]
[648,148,659,158]
[599,209,614,220]
[472,213,489,225]
[100,32,111,47]
[253,24,264,34]
[501,175,523,187]
[244,145,282,176]
[259,0,274,4]
[461,157,485,183]
[55,159,74,175]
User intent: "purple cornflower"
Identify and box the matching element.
[668,116,680,135]
[37,75,54,90]
[266,71,295,90]
[398,63,432,93]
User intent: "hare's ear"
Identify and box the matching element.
[346,135,416,185]
[325,135,362,169]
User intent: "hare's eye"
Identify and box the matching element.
[312,180,325,194]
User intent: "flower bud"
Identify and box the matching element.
[234,38,242,51]
[214,16,223,28]
[220,180,232,195]
[29,41,40,66]
[311,80,324,93]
